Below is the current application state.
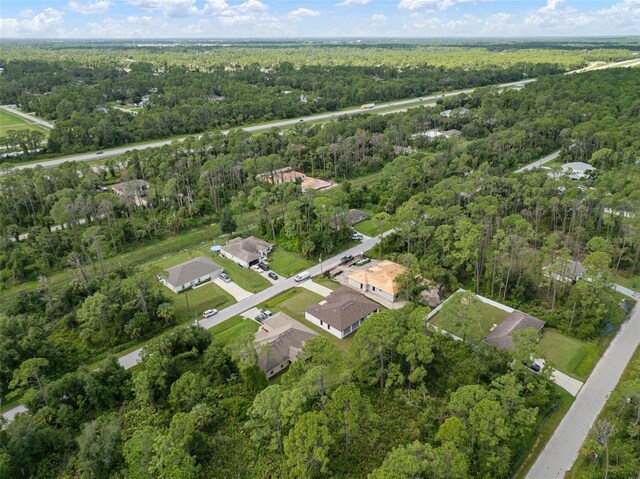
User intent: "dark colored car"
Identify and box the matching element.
[258,262,270,271]
[268,271,279,280]
[524,361,541,373]
[255,313,267,322]
[96,150,104,154]
[341,254,354,264]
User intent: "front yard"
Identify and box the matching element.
[538,329,601,381]
[268,248,314,277]
[213,254,271,292]
[354,218,386,237]
[170,282,236,321]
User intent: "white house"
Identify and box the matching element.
[158,256,223,293]
[305,286,380,339]
[549,162,596,180]
[220,236,273,268]
[346,260,407,303]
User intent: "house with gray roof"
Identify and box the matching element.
[305,286,381,339]
[329,209,369,230]
[484,310,546,351]
[110,179,150,206]
[220,235,273,268]
[544,259,586,284]
[254,312,318,378]
[158,256,223,293]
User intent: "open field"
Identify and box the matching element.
[0,109,47,139]
[613,271,640,290]
[354,218,386,237]
[538,329,601,381]
[429,292,510,343]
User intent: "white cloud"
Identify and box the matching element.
[68,1,112,14]
[371,13,387,22]
[1,8,65,37]
[399,0,453,11]
[538,0,565,13]
[126,0,199,18]
[287,8,321,20]
[335,0,370,6]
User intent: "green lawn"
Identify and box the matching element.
[0,109,27,126]
[429,291,510,343]
[354,218,386,237]
[314,275,340,291]
[538,329,601,381]
[210,315,260,344]
[210,254,271,293]
[259,287,351,353]
[268,247,313,277]
[170,282,236,321]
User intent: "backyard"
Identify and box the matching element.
[428,291,510,343]
[538,329,602,381]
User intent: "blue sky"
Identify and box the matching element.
[1,0,639,38]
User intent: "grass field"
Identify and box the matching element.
[210,315,260,343]
[429,292,510,343]
[171,281,236,321]
[0,109,48,138]
[354,219,386,237]
[268,247,313,277]
[211,254,271,293]
[538,329,601,381]
[567,345,640,479]
[613,271,640,290]
[314,275,340,291]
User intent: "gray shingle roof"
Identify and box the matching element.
[484,310,546,351]
[329,209,369,229]
[162,256,222,288]
[305,286,380,332]
[221,236,273,264]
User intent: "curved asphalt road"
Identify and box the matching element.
[9,79,536,171]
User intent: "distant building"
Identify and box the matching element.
[347,260,407,303]
[442,129,462,138]
[158,256,223,293]
[254,312,318,378]
[440,107,469,118]
[329,209,369,230]
[411,129,442,140]
[220,235,273,268]
[544,259,586,283]
[549,162,596,180]
[305,286,380,339]
[484,311,546,351]
[110,180,150,205]
[256,167,306,185]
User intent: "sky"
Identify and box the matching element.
[1,0,639,38]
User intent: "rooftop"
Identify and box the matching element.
[484,310,546,351]
[161,256,222,288]
[347,260,406,296]
[221,235,273,263]
[305,286,380,331]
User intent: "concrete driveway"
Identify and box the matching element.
[299,280,334,297]
[212,277,252,301]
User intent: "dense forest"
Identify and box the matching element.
[1,43,639,478]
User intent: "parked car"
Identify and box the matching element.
[219,272,231,283]
[258,262,270,271]
[268,271,279,280]
[236,262,245,268]
[261,309,273,317]
[294,271,311,282]
[351,233,364,240]
[523,361,541,373]
[255,313,267,322]
[251,265,262,273]
[203,309,218,318]
[96,150,104,155]
[341,254,354,263]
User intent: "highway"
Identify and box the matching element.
[9,79,536,171]
[526,300,640,479]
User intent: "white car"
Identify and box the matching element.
[203,309,218,318]
[251,265,262,273]
[352,232,364,241]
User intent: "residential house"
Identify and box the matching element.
[329,209,369,230]
[347,260,407,303]
[544,259,586,283]
[549,162,596,180]
[483,310,546,351]
[256,167,306,185]
[110,179,150,206]
[254,312,318,378]
[220,235,273,268]
[442,129,462,138]
[158,256,223,293]
[411,129,442,140]
[305,286,380,339]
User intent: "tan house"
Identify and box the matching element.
[254,312,318,378]
[256,167,306,185]
[347,260,407,303]
[220,235,273,268]
[305,286,380,339]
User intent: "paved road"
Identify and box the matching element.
[515,149,561,173]
[1,105,54,129]
[8,79,536,172]
[526,300,640,479]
